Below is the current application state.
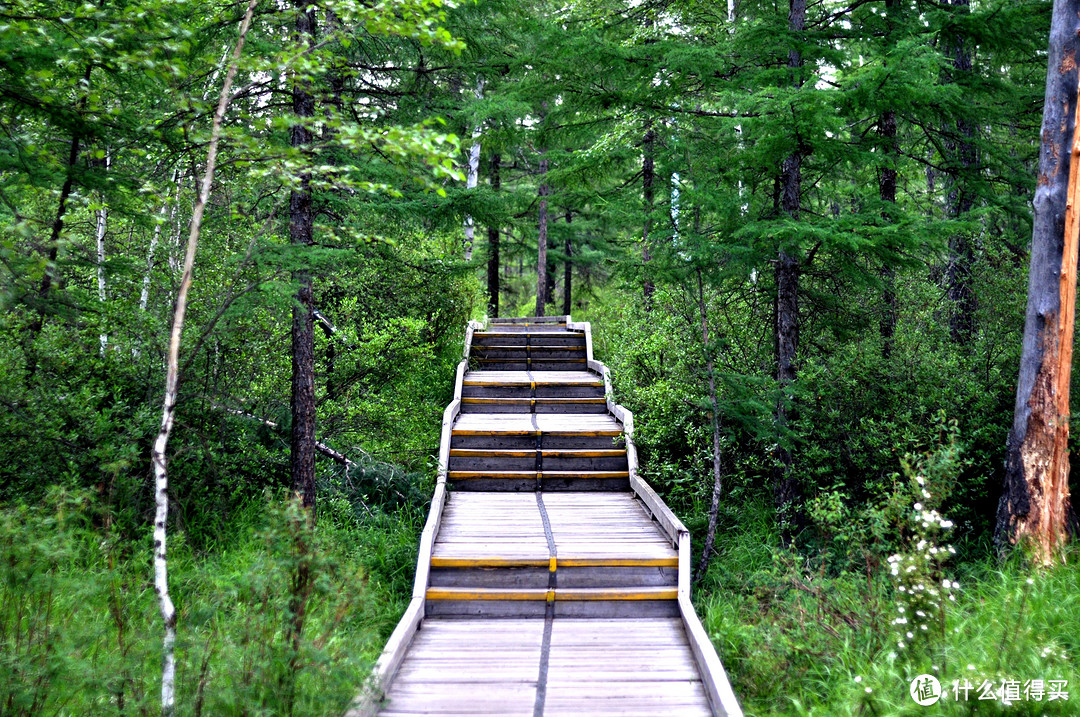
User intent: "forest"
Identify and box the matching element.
[1,0,1079,714]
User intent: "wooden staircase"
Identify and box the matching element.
[351,316,742,717]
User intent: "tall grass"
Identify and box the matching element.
[0,488,421,716]
[698,507,1080,716]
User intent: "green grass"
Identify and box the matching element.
[698,511,1080,716]
[0,489,423,717]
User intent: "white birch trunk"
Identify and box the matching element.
[149,4,258,713]
[463,77,485,261]
[141,170,181,313]
[96,149,111,355]
[95,208,108,354]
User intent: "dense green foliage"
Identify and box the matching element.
[2,0,1079,714]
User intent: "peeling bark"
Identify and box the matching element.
[149,3,257,714]
[996,0,1080,563]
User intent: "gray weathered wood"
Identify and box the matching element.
[359,315,741,717]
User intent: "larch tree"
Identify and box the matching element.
[773,0,807,542]
[290,0,318,513]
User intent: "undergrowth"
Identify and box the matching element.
[0,488,422,716]
[697,446,1080,717]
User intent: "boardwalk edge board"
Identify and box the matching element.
[348,316,744,717]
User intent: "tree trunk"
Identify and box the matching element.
[141,170,181,314]
[463,78,485,261]
[149,4,256,713]
[694,269,725,582]
[995,0,1080,564]
[290,1,317,513]
[563,211,572,315]
[642,125,656,304]
[773,0,805,544]
[487,153,500,316]
[95,156,109,356]
[945,0,977,344]
[536,153,549,317]
[879,104,898,357]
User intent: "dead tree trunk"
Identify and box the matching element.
[773,0,806,544]
[996,0,1080,563]
[149,3,256,713]
[487,153,500,316]
[536,152,549,317]
[290,1,317,513]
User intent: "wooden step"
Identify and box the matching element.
[429,555,677,568]
[426,586,677,601]
[459,396,608,414]
[489,316,566,324]
[462,378,601,387]
[424,586,679,617]
[448,470,630,480]
[472,357,587,363]
[472,333,585,347]
[449,449,626,458]
[461,385,605,399]
[448,448,629,472]
[473,344,584,351]
[447,470,631,492]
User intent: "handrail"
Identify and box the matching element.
[351,315,741,717]
[347,317,484,717]
[566,315,743,717]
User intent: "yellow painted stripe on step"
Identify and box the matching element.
[447,471,629,479]
[557,557,679,568]
[424,587,677,602]
[429,557,550,568]
[556,588,678,601]
[426,588,547,601]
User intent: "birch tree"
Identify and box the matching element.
[149,3,258,712]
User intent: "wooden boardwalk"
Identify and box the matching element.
[351,316,742,717]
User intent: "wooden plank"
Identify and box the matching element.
[345,596,423,717]
[680,595,744,717]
